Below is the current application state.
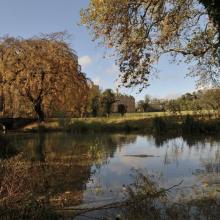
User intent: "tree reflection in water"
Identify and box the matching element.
[0,135,18,159]
[0,132,137,218]
[1,132,220,219]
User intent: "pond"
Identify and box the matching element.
[1,132,220,219]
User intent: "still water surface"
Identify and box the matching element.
[2,132,220,217]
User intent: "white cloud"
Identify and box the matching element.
[78,55,92,68]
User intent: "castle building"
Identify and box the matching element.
[113,94,135,113]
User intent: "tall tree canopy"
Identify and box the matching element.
[0,34,89,121]
[81,0,220,90]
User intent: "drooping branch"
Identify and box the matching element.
[81,0,220,88]
[0,34,89,119]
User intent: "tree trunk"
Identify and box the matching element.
[34,102,45,122]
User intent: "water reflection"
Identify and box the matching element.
[34,132,46,162]
[153,133,220,148]
[0,133,138,209]
[1,132,220,215]
[0,135,18,159]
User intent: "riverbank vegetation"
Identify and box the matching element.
[80,85,220,118]
[19,111,220,136]
[9,84,218,135]
[1,32,220,135]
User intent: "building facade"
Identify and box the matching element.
[113,94,135,113]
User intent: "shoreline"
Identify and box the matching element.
[7,114,220,136]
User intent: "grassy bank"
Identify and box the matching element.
[19,111,220,135]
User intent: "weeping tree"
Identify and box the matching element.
[81,0,220,90]
[0,33,89,121]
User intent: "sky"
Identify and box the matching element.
[0,0,197,101]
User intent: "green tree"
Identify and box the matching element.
[201,88,220,112]
[118,104,127,116]
[166,100,181,114]
[81,0,220,89]
[100,89,116,117]
[90,96,100,117]
[87,83,101,117]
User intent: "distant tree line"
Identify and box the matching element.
[137,88,220,115]
[87,86,130,117]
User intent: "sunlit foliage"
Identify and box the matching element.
[81,0,220,89]
[0,33,89,120]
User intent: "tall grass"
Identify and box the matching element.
[67,118,145,133]
[22,111,220,135]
